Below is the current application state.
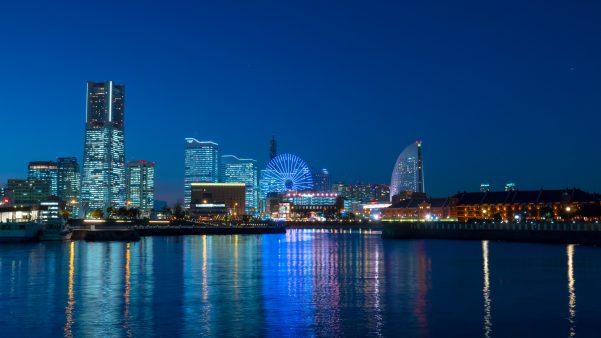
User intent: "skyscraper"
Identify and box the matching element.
[390,141,425,201]
[127,160,155,217]
[28,161,58,196]
[57,157,80,202]
[220,155,259,213]
[81,80,126,215]
[312,168,331,192]
[184,138,219,207]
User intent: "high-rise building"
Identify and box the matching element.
[127,160,155,217]
[220,155,259,213]
[184,138,219,207]
[390,141,425,201]
[312,168,331,192]
[480,183,491,192]
[57,157,80,202]
[27,161,58,196]
[81,81,126,216]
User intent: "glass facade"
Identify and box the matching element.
[27,161,58,196]
[81,81,126,216]
[184,138,219,207]
[390,142,424,201]
[127,160,155,217]
[220,155,258,213]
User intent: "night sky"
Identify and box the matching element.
[1,0,600,204]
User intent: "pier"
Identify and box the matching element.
[382,221,601,245]
[69,220,286,241]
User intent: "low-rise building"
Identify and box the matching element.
[383,197,457,221]
[382,188,601,222]
[281,191,343,220]
[190,183,245,218]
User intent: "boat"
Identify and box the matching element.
[0,221,44,242]
[40,219,72,241]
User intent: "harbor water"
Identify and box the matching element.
[1,229,600,337]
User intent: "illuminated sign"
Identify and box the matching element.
[194,203,226,208]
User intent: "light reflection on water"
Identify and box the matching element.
[482,240,492,338]
[0,230,600,337]
[567,244,576,338]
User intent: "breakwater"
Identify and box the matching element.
[71,229,141,241]
[382,221,601,245]
[285,221,382,230]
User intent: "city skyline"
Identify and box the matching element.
[1,1,600,204]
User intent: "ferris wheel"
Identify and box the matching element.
[262,153,314,193]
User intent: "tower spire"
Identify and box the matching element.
[270,135,277,160]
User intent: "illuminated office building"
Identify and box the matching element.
[81,81,126,215]
[184,138,219,207]
[127,160,155,216]
[27,161,58,196]
[312,168,331,192]
[220,155,258,213]
[57,157,80,202]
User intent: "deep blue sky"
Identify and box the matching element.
[1,0,600,203]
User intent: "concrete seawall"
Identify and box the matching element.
[382,221,601,246]
[135,226,286,236]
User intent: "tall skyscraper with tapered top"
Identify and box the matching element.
[81,81,126,216]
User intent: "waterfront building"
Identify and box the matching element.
[6,179,50,206]
[259,154,313,204]
[453,188,601,222]
[81,81,126,216]
[280,191,343,220]
[390,141,424,201]
[27,161,58,196]
[383,188,601,222]
[127,160,155,217]
[0,205,41,222]
[480,183,491,192]
[383,197,457,221]
[190,183,245,218]
[184,138,219,207]
[505,183,517,192]
[40,201,60,221]
[312,168,331,192]
[220,155,258,213]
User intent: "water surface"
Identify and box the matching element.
[1,229,600,337]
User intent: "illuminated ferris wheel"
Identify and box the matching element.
[262,153,314,193]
